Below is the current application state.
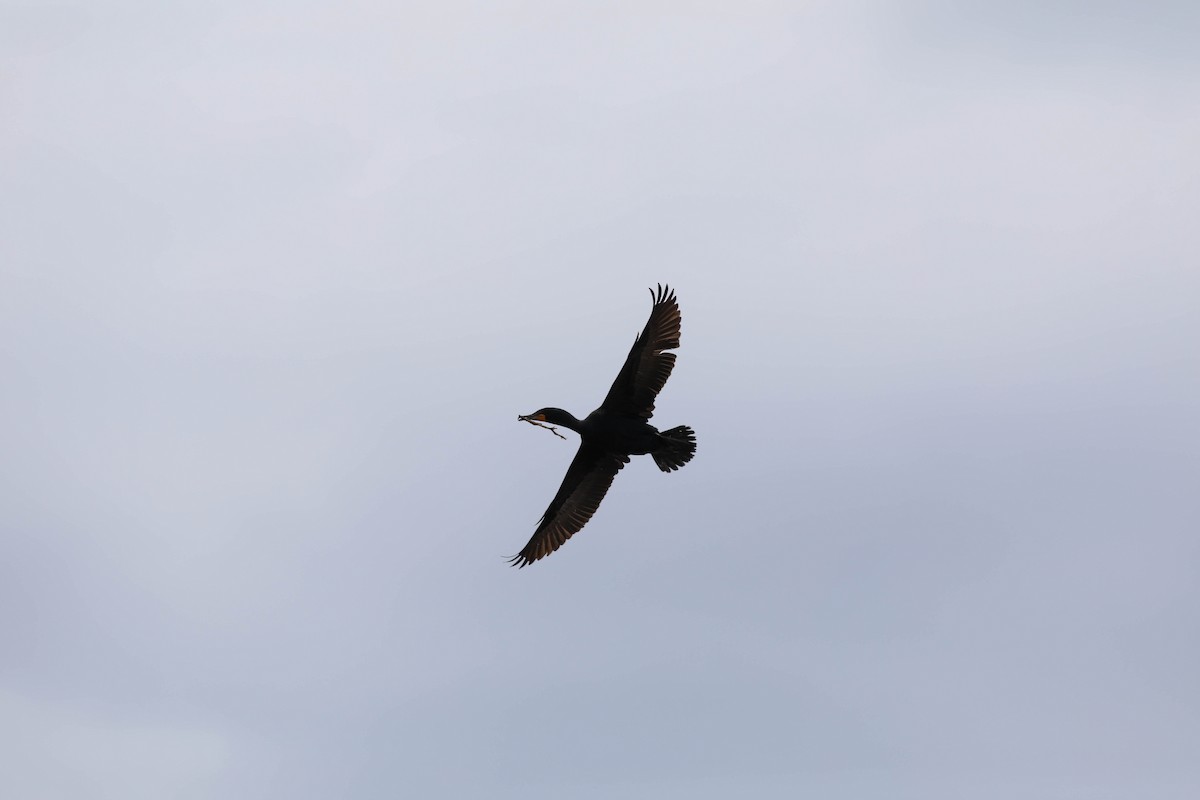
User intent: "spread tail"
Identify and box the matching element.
[652,425,697,472]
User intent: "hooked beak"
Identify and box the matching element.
[517,413,546,422]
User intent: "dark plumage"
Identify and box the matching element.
[512,284,697,567]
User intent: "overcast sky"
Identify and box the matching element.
[2,1,1198,798]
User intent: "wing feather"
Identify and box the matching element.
[510,444,629,567]
[600,284,682,419]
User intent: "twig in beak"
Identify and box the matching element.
[518,416,567,440]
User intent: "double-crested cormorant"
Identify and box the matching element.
[512,284,697,567]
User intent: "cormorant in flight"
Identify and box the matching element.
[513,284,696,567]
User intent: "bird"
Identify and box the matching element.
[512,284,697,567]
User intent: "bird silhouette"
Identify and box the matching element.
[513,284,696,567]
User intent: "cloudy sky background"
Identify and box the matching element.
[2,1,1198,797]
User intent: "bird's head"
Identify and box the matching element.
[518,407,572,425]
[517,408,579,437]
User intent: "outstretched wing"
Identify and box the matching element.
[600,284,682,420]
[510,444,629,567]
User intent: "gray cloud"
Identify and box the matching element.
[2,2,1197,797]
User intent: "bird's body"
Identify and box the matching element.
[512,285,696,567]
[537,408,661,455]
